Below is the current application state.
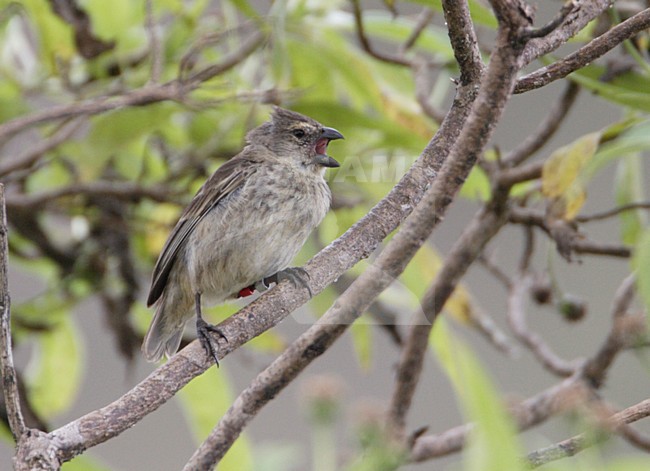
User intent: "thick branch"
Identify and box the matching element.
[15,48,480,466]
[185,5,537,467]
[441,0,485,85]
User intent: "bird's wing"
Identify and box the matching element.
[146,157,257,306]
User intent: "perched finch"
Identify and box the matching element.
[143,107,343,363]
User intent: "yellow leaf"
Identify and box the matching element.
[542,132,600,198]
[542,132,600,219]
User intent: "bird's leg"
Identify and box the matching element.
[263,267,313,297]
[194,292,228,366]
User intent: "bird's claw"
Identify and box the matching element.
[196,317,228,366]
[268,267,313,297]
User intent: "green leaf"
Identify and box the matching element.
[460,166,491,201]
[570,66,650,112]
[62,455,111,471]
[615,154,646,246]
[432,319,524,471]
[22,0,76,70]
[350,321,373,370]
[177,367,253,471]
[634,230,650,324]
[79,0,145,55]
[589,119,650,179]
[26,315,82,418]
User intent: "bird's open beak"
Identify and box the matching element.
[314,127,344,168]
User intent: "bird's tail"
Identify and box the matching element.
[142,302,185,362]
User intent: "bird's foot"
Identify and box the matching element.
[264,267,312,297]
[196,317,228,366]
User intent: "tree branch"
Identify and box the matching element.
[527,398,650,468]
[350,0,412,67]
[184,4,537,464]
[387,190,510,437]
[516,8,650,93]
[502,81,580,166]
[5,181,176,209]
[0,184,25,442]
[0,31,265,144]
[507,273,577,376]
[518,0,612,68]
[12,38,479,466]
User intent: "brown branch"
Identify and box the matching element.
[0,184,25,441]
[527,398,650,468]
[13,49,478,468]
[0,31,265,144]
[350,0,412,67]
[576,201,650,222]
[410,375,588,461]
[441,0,485,85]
[516,8,650,93]
[5,181,176,209]
[502,81,580,167]
[0,120,82,179]
[400,8,435,53]
[508,207,632,258]
[387,190,511,437]
[519,1,612,68]
[497,161,543,187]
[184,7,536,465]
[507,273,577,376]
[582,274,637,387]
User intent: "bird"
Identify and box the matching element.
[143,107,343,364]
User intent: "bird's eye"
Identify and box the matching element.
[292,129,306,138]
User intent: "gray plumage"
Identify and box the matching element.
[143,108,343,362]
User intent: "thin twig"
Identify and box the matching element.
[0,120,83,178]
[478,253,513,289]
[5,181,175,209]
[527,398,650,468]
[507,274,577,377]
[508,207,632,258]
[402,9,435,53]
[0,184,25,441]
[410,375,587,461]
[582,274,637,387]
[350,0,412,67]
[576,201,650,222]
[502,81,580,167]
[0,31,265,143]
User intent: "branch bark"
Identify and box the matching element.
[0,184,25,442]
[516,8,650,93]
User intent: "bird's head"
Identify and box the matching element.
[247,107,343,170]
